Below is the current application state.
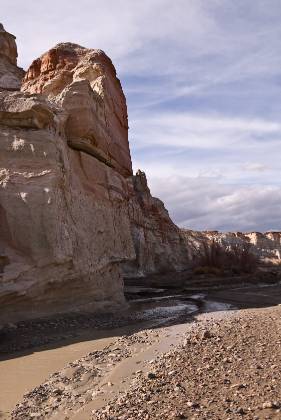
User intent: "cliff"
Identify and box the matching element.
[124,170,189,277]
[182,230,281,265]
[0,26,189,323]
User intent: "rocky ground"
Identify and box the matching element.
[9,303,281,420]
[94,306,281,420]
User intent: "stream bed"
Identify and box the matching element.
[1,281,281,418]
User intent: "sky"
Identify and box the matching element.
[2,0,281,232]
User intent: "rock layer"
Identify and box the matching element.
[0,30,189,323]
[0,36,137,323]
[183,230,281,264]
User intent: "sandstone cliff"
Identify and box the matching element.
[0,27,189,323]
[182,229,281,265]
[123,170,189,277]
[0,36,136,323]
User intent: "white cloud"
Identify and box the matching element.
[241,163,269,172]
[148,176,281,232]
[2,0,217,69]
[131,112,281,150]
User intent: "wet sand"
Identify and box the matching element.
[0,321,164,418]
[0,335,115,417]
[10,319,205,419]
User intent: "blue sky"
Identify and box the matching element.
[2,0,281,231]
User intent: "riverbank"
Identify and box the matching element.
[93,305,281,420]
[1,273,280,357]
[9,303,281,420]
[1,281,281,419]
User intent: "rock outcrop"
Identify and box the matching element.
[21,43,132,177]
[123,170,189,277]
[0,24,24,90]
[182,230,281,264]
[0,36,137,323]
[0,28,189,323]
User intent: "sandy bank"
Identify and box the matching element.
[9,304,281,419]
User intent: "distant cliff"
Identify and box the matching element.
[182,229,281,265]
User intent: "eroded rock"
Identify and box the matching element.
[123,170,189,277]
[0,24,24,90]
[0,27,190,324]
[0,32,137,323]
[22,43,131,177]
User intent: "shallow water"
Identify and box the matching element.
[140,302,198,318]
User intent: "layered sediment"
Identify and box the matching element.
[183,230,281,264]
[123,170,189,277]
[0,27,189,323]
[0,36,135,323]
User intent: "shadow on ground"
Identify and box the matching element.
[0,271,281,362]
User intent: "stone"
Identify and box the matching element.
[201,330,212,340]
[262,402,273,409]
[0,28,191,324]
[183,229,281,264]
[186,401,199,408]
[0,35,136,324]
[0,23,24,90]
[123,170,190,277]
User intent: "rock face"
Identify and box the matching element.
[182,230,281,264]
[123,170,189,277]
[0,37,137,323]
[0,24,24,90]
[21,43,132,177]
[0,29,189,323]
